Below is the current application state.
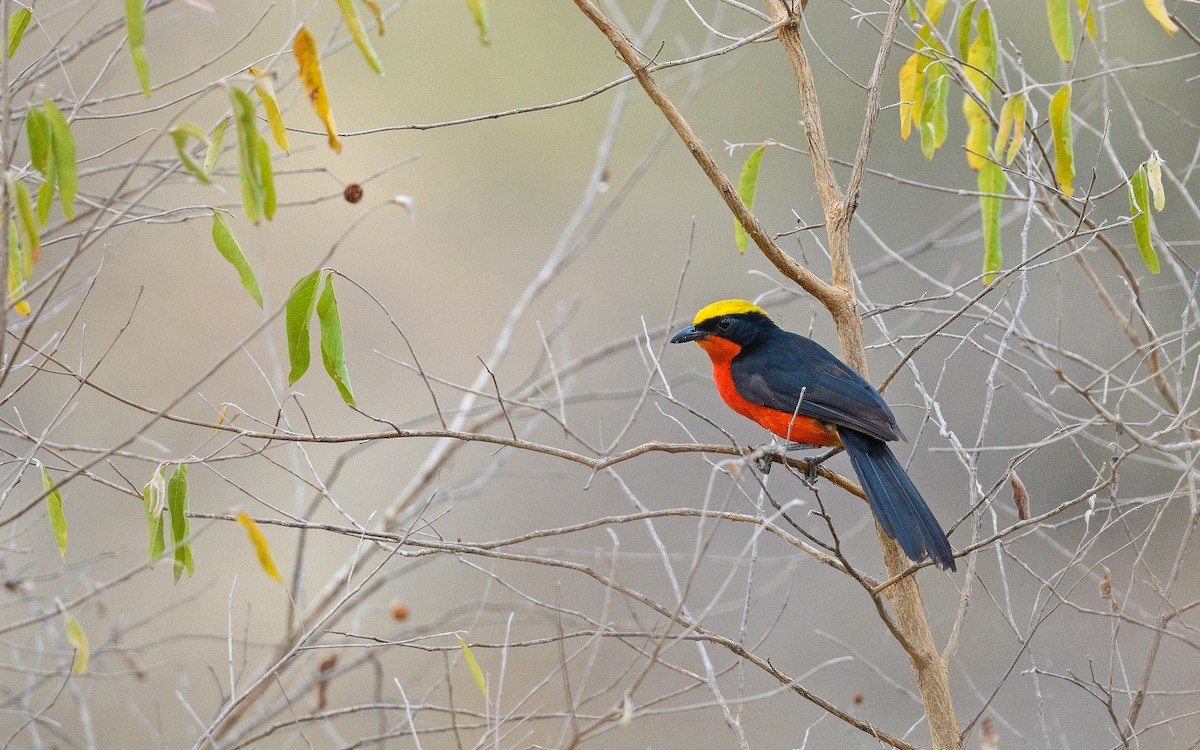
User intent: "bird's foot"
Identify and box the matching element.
[795,446,842,487]
[752,444,787,475]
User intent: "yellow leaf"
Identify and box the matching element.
[1004,94,1027,164]
[248,67,289,153]
[972,9,997,81]
[1142,0,1178,35]
[1049,85,1074,197]
[924,0,948,25]
[64,610,89,673]
[964,103,989,170]
[898,53,923,141]
[336,0,383,74]
[961,10,996,170]
[236,511,283,582]
[995,95,1016,164]
[363,0,385,34]
[293,26,342,153]
[1077,0,1096,38]
[457,635,488,698]
[466,0,490,46]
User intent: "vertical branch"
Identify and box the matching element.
[572,2,963,749]
[0,1,12,368]
[764,4,963,749]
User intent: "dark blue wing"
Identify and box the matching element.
[730,330,904,442]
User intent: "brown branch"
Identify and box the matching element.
[570,2,964,748]
[571,0,841,311]
[763,3,963,748]
[194,510,921,750]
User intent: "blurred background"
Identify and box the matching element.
[1,0,1197,747]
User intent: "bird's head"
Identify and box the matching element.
[670,299,776,354]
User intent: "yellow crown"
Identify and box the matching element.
[691,299,770,324]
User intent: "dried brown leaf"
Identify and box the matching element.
[1011,472,1030,521]
[1099,565,1119,611]
[980,716,999,750]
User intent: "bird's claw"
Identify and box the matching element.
[800,458,821,487]
[752,444,786,475]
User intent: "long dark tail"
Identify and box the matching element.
[839,429,955,571]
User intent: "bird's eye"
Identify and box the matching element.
[718,318,733,330]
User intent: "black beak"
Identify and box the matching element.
[670,324,707,344]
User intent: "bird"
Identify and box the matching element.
[670,299,955,570]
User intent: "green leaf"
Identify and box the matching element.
[286,270,322,385]
[956,0,976,61]
[974,9,998,80]
[316,275,355,407]
[8,7,31,58]
[131,45,151,97]
[167,464,193,582]
[29,104,56,227]
[1049,85,1074,197]
[204,117,228,176]
[36,178,54,227]
[257,137,276,221]
[1128,165,1159,274]
[211,212,264,307]
[63,610,89,674]
[142,467,166,563]
[230,88,264,223]
[42,99,76,221]
[168,122,212,185]
[125,0,150,95]
[1146,151,1165,211]
[9,219,30,316]
[336,0,383,74]
[920,73,950,159]
[734,145,765,254]
[40,464,67,559]
[8,176,40,262]
[979,160,1005,284]
[466,0,490,46]
[1047,0,1074,62]
[125,0,144,46]
[457,635,488,698]
[26,106,50,174]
